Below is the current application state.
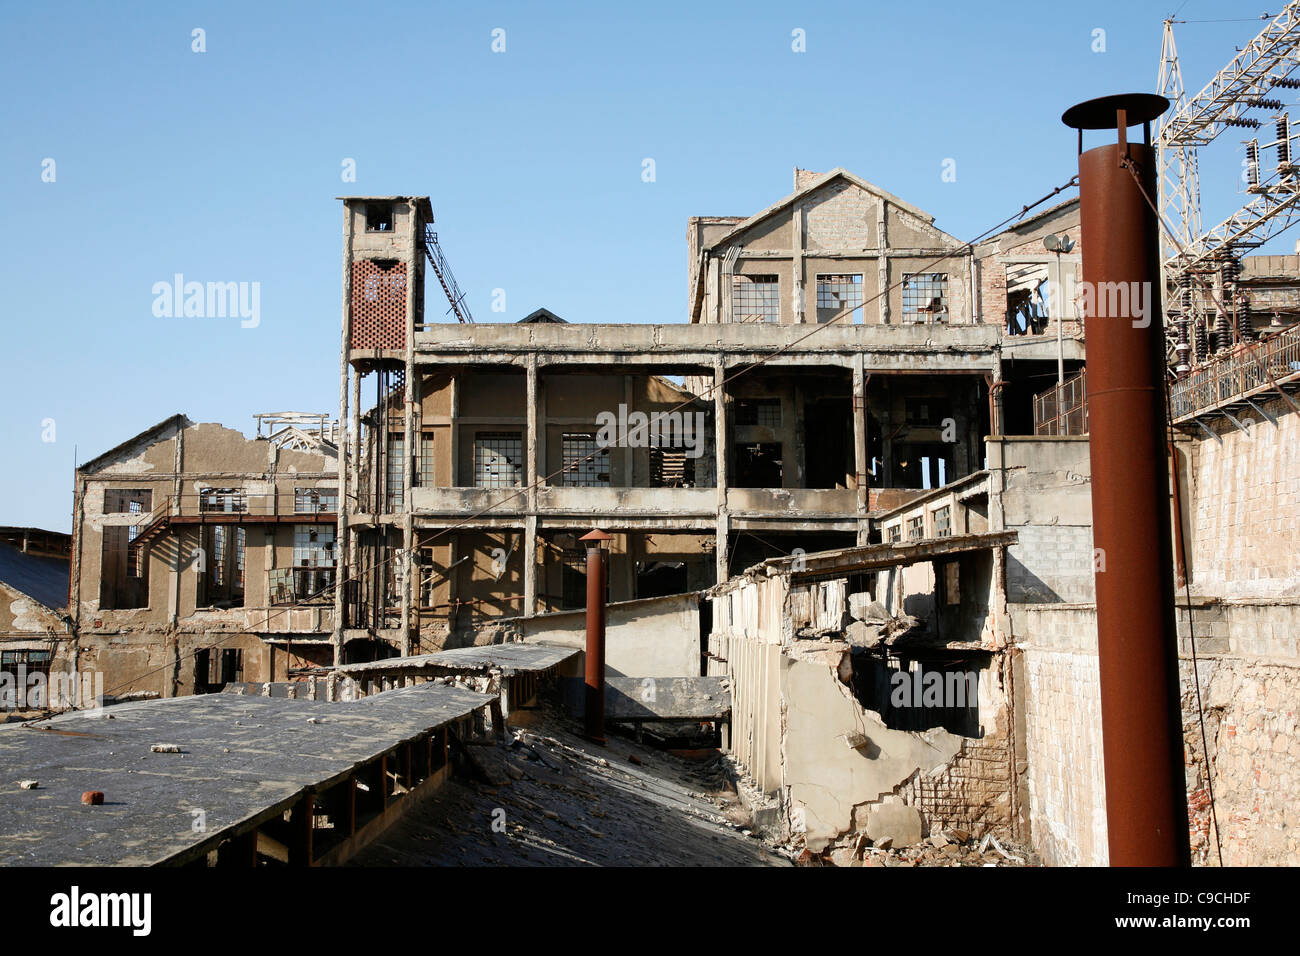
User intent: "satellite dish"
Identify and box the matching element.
[1059,235,1076,253]
[1043,234,1061,252]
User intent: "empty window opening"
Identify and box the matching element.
[99,524,148,610]
[650,447,695,487]
[365,203,394,233]
[1005,262,1050,335]
[735,398,781,428]
[803,397,853,489]
[732,274,780,323]
[561,433,609,487]
[636,559,688,599]
[816,274,863,323]
[735,442,783,488]
[475,432,524,488]
[893,443,950,490]
[902,273,949,323]
[103,489,152,514]
[198,524,244,609]
[849,651,987,737]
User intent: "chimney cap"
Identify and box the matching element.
[579,529,613,542]
[1062,93,1169,131]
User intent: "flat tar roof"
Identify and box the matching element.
[0,683,493,866]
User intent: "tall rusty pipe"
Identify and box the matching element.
[1064,94,1190,867]
[581,529,611,742]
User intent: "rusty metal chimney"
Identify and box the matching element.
[1062,93,1191,867]
[579,529,612,743]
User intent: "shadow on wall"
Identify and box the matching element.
[1005,553,1065,603]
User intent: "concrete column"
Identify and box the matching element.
[853,354,869,546]
[713,358,730,584]
[399,204,419,655]
[448,375,460,487]
[792,206,805,323]
[524,354,539,619]
[523,514,538,618]
[623,375,635,486]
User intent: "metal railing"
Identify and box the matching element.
[1033,370,1089,436]
[1169,325,1300,420]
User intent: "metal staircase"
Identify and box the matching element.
[423,223,474,324]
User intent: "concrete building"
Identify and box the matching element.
[67,413,339,699]
[333,173,1086,663]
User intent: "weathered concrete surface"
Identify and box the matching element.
[346,714,787,867]
[520,592,701,678]
[0,682,492,866]
[563,676,730,721]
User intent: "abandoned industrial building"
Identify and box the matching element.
[5,8,1300,871]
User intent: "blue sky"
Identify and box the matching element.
[0,0,1287,531]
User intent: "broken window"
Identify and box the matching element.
[886,524,902,543]
[99,525,148,610]
[199,488,246,514]
[103,489,152,514]
[735,442,783,488]
[732,274,780,323]
[386,434,405,509]
[294,487,339,514]
[907,515,925,539]
[365,202,394,233]
[902,273,949,323]
[282,524,336,602]
[198,648,243,690]
[418,431,434,487]
[735,398,781,428]
[474,432,523,488]
[561,433,609,487]
[1,650,52,709]
[816,273,863,323]
[1005,262,1050,335]
[933,506,952,538]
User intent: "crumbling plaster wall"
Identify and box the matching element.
[1186,393,1300,599]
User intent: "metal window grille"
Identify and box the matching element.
[732,275,780,323]
[902,273,949,322]
[474,432,523,488]
[561,433,609,487]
